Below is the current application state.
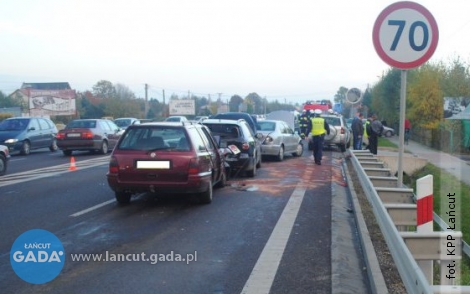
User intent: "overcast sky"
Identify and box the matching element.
[1,0,469,104]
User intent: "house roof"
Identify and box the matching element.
[21,82,71,90]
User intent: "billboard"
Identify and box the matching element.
[444,97,470,119]
[29,89,76,116]
[169,99,195,115]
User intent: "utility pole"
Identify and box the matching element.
[144,84,148,119]
[162,89,166,118]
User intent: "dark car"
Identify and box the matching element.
[107,121,227,204]
[202,118,262,177]
[114,117,141,130]
[56,119,123,156]
[0,117,58,155]
[211,112,258,135]
[0,144,10,176]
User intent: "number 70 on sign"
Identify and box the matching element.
[373,1,439,70]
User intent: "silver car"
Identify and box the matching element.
[322,114,351,152]
[257,120,303,161]
[0,144,10,176]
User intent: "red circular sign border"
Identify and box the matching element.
[373,1,439,69]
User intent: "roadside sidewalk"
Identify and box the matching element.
[383,136,470,187]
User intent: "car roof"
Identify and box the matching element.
[202,118,244,125]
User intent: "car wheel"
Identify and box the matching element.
[385,130,393,137]
[199,181,213,204]
[49,138,58,152]
[277,145,284,161]
[20,140,31,155]
[215,169,227,188]
[0,153,7,176]
[115,192,132,204]
[63,150,73,156]
[293,143,303,157]
[100,141,108,154]
[256,152,262,168]
[246,159,257,177]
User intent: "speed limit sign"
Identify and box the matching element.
[373,1,438,69]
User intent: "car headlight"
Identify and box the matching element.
[4,138,18,144]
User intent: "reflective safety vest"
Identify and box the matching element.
[311,117,326,136]
[364,120,370,138]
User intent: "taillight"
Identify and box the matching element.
[188,158,200,175]
[56,132,65,140]
[82,131,94,139]
[109,156,119,174]
[242,142,250,150]
[340,127,345,134]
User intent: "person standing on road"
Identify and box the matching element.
[404,118,411,145]
[299,109,309,139]
[307,109,330,165]
[351,112,364,150]
[363,117,370,150]
[366,114,383,155]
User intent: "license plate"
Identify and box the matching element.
[136,161,170,169]
[67,133,81,138]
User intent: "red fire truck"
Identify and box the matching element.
[302,100,332,113]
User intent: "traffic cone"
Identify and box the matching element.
[69,156,77,171]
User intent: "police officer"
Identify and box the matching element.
[299,109,309,138]
[307,109,330,165]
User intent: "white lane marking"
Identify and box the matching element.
[241,184,306,294]
[70,199,115,217]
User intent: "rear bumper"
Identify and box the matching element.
[58,140,102,150]
[107,172,211,195]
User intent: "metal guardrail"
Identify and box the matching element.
[349,150,470,294]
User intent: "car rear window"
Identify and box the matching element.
[67,120,97,128]
[118,126,190,151]
[203,123,241,139]
[324,117,341,127]
[257,121,276,131]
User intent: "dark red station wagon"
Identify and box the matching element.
[106,122,227,204]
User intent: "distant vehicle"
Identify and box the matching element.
[114,118,141,130]
[56,119,123,156]
[303,100,333,113]
[193,116,209,123]
[0,117,58,155]
[211,112,258,135]
[107,121,227,204]
[203,118,262,177]
[0,144,10,176]
[164,116,188,123]
[382,125,395,137]
[257,120,303,161]
[308,114,351,152]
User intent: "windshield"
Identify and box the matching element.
[0,119,28,131]
[114,119,131,127]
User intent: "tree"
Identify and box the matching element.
[334,87,348,104]
[92,80,115,99]
[115,83,136,100]
[229,95,244,112]
[407,63,444,129]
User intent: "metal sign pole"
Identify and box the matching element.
[398,70,407,187]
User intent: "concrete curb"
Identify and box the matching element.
[342,158,389,294]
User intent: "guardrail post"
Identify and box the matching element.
[417,175,434,284]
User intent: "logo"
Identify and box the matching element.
[10,229,65,284]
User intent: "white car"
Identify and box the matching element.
[165,116,188,123]
[257,120,303,161]
[0,144,10,176]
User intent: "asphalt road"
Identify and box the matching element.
[0,146,367,294]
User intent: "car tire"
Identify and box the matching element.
[256,152,262,168]
[63,150,73,156]
[385,130,393,137]
[115,192,132,204]
[20,140,31,155]
[293,143,303,157]
[49,138,58,152]
[277,146,284,161]
[246,159,257,177]
[100,141,108,155]
[0,153,7,176]
[199,181,213,204]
